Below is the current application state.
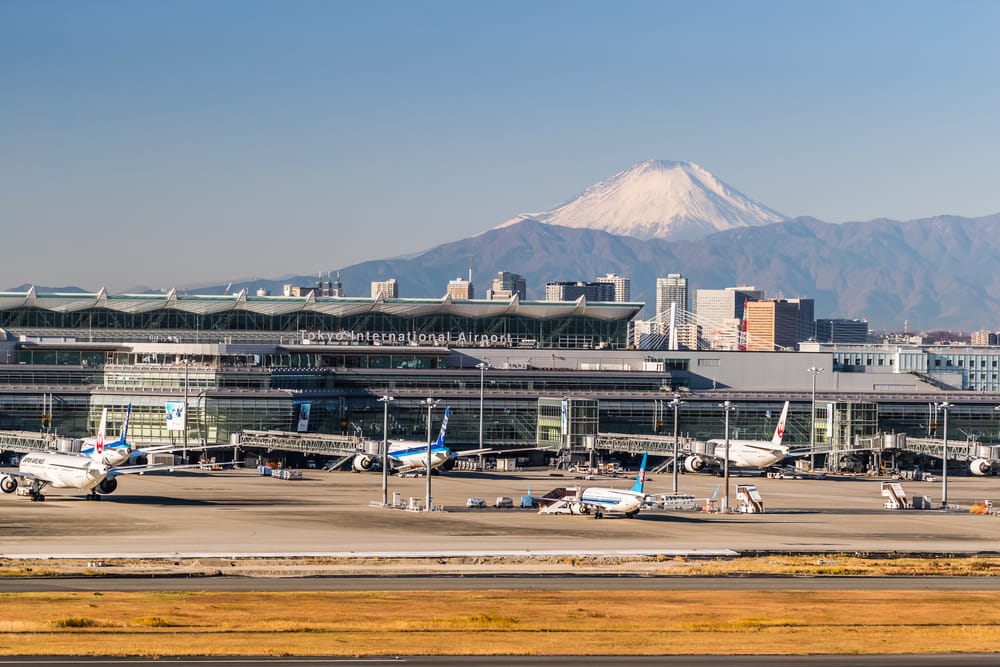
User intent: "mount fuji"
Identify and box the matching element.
[129,159,1000,331]
[498,159,787,241]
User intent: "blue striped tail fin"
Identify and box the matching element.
[630,451,648,494]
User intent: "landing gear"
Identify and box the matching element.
[86,490,102,501]
[593,509,603,520]
[29,490,45,502]
[624,510,638,519]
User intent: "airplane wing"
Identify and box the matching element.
[784,448,813,458]
[107,460,238,478]
[452,446,538,458]
[392,462,423,476]
[0,469,44,482]
[134,442,233,455]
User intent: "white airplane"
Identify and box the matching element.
[81,404,226,467]
[1,404,231,501]
[352,406,457,474]
[682,401,791,473]
[0,445,226,501]
[538,452,649,519]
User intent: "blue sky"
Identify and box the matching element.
[3,1,999,291]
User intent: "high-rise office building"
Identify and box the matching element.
[545,281,616,302]
[370,278,399,300]
[487,271,527,300]
[655,274,688,324]
[787,297,815,342]
[694,285,761,350]
[816,319,869,344]
[595,273,631,302]
[446,277,474,300]
[744,299,800,351]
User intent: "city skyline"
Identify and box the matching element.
[3,1,1000,291]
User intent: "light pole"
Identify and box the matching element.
[936,401,951,509]
[721,400,732,512]
[378,395,393,506]
[476,362,490,452]
[182,357,190,459]
[670,395,684,493]
[807,367,823,471]
[424,397,440,512]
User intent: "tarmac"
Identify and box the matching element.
[2,466,1000,565]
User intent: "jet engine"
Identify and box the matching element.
[969,458,993,476]
[126,451,148,466]
[0,475,17,494]
[684,456,705,473]
[98,477,118,494]
[352,453,376,472]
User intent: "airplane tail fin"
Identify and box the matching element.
[118,403,132,448]
[435,407,451,448]
[771,401,790,447]
[95,408,108,456]
[630,451,649,494]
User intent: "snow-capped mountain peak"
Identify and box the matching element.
[500,159,787,241]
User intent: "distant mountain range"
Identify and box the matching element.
[7,161,1000,331]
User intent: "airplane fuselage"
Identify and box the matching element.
[706,440,788,468]
[388,442,451,471]
[18,451,107,490]
[579,487,646,515]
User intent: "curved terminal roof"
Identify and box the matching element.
[0,287,643,322]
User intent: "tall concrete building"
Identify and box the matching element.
[787,297,815,342]
[545,281,616,302]
[655,274,688,324]
[595,273,631,302]
[744,299,801,351]
[487,272,526,300]
[446,277,474,300]
[694,285,761,350]
[370,278,399,300]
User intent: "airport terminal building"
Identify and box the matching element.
[2,289,1000,475]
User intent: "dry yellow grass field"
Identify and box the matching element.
[2,589,1000,656]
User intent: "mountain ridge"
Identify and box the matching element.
[6,213,999,331]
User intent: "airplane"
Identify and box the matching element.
[1,404,234,501]
[682,401,792,473]
[537,452,649,519]
[0,444,231,501]
[350,406,529,475]
[352,406,457,475]
[81,404,227,467]
[79,405,133,466]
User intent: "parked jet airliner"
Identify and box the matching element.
[352,407,490,475]
[1,404,231,501]
[683,401,792,472]
[538,452,649,519]
[79,405,133,466]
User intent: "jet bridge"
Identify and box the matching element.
[595,433,699,456]
[0,431,66,456]
[235,430,368,458]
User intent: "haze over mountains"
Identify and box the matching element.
[9,160,1000,332]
